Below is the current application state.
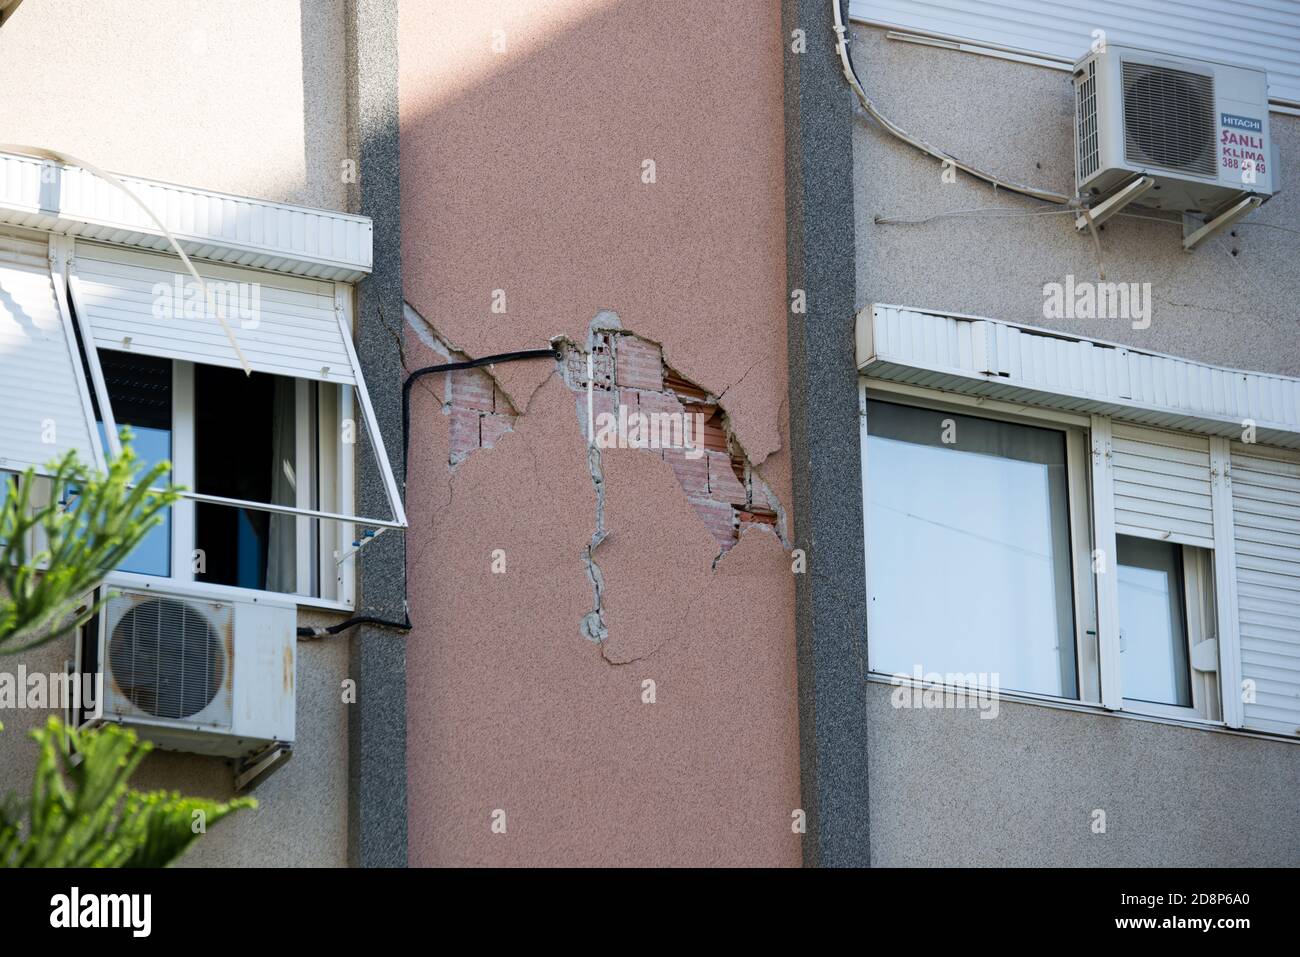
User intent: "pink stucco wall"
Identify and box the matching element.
[399,0,799,866]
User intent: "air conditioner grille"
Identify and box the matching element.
[107,597,228,721]
[1122,61,1216,176]
[1076,60,1099,183]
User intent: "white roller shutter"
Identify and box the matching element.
[0,233,100,475]
[67,241,406,530]
[69,244,357,384]
[1111,423,1214,547]
[1230,444,1300,736]
[850,0,1300,106]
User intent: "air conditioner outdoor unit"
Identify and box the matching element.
[1073,44,1279,247]
[73,584,296,781]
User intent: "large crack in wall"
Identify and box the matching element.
[405,307,788,650]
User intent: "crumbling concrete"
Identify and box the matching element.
[406,308,792,652]
[557,317,789,556]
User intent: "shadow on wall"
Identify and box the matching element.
[397,0,804,867]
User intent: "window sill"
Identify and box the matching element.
[868,672,1297,745]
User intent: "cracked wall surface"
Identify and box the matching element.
[559,324,787,556]
[400,0,798,866]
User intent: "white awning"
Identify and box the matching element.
[0,231,102,475]
[850,0,1300,108]
[70,244,358,384]
[858,304,1300,449]
[68,242,406,530]
[0,150,372,282]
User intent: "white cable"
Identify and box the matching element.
[830,3,1073,206]
[874,205,1080,226]
[0,143,253,375]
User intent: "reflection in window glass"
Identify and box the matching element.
[1117,535,1191,707]
[96,351,172,577]
[865,401,1078,698]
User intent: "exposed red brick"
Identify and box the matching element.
[663,448,709,498]
[730,449,746,478]
[682,404,728,452]
[691,499,738,549]
[450,368,494,412]
[449,406,481,458]
[630,388,684,419]
[557,342,773,553]
[492,384,511,414]
[663,370,709,402]
[479,413,513,449]
[707,450,748,504]
[615,336,663,391]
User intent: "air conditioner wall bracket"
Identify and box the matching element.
[1182,195,1263,252]
[234,743,293,793]
[1076,176,1156,231]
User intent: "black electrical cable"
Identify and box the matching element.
[305,346,561,641]
[297,616,411,639]
[401,348,561,471]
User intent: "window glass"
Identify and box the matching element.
[865,400,1078,697]
[1117,535,1192,707]
[193,364,298,592]
[96,350,172,577]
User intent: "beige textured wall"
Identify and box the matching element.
[1,635,350,868]
[0,0,353,866]
[0,0,349,210]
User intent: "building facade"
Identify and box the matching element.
[0,0,1295,868]
[0,0,406,867]
[839,1,1300,865]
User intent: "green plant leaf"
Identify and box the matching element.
[0,434,183,654]
[0,717,254,868]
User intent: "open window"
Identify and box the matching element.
[1115,535,1221,720]
[1092,421,1227,722]
[62,241,405,609]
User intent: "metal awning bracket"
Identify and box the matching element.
[1182,195,1263,252]
[1075,176,1156,231]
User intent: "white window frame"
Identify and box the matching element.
[1091,420,1234,725]
[63,264,401,613]
[1111,534,1219,723]
[858,304,1300,740]
[860,381,1100,705]
[861,378,1236,726]
[89,358,357,611]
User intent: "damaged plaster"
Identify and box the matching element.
[404,304,526,469]
[404,307,790,651]
[556,314,789,554]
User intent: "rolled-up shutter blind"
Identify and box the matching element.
[1111,423,1214,547]
[70,244,357,384]
[0,233,99,474]
[849,0,1300,106]
[1230,444,1300,736]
